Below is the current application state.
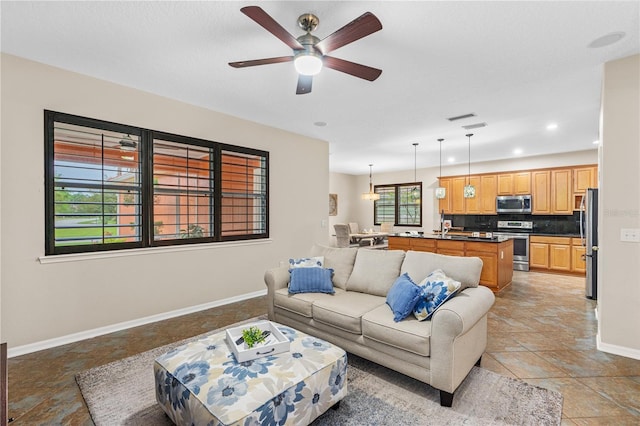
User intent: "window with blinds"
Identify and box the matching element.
[45,111,269,255]
[373,183,422,227]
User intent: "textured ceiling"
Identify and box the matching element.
[2,1,638,174]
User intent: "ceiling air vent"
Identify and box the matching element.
[447,113,476,121]
[462,122,487,130]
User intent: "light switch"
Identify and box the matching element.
[321,219,327,228]
[620,228,640,242]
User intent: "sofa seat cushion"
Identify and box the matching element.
[274,287,346,318]
[362,304,431,357]
[312,292,386,334]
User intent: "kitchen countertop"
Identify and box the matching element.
[391,233,510,243]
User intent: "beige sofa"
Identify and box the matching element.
[264,244,495,407]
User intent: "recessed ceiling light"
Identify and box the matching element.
[546,123,558,130]
[593,140,600,144]
[314,121,327,127]
[513,148,523,155]
[588,32,626,48]
[447,157,455,163]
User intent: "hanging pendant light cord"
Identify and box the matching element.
[413,143,418,182]
[438,139,444,178]
[466,133,473,184]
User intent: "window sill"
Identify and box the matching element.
[38,239,273,264]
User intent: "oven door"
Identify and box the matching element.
[495,233,530,271]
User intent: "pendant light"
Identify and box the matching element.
[463,133,476,198]
[411,142,420,201]
[362,164,381,201]
[435,138,446,199]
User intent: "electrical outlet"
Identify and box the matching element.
[620,228,640,242]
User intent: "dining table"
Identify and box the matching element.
[349,231,389,246]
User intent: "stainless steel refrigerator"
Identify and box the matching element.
[580,188,598,299]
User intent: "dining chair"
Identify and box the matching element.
[334,224,351,248]
[380,222,394,233]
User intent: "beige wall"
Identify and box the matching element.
[598,54,640,358]
[0,54,330,351]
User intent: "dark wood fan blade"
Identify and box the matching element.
[241,6,304,50]
[323,56,382,81]
[296,75,313,95]
[315,12,382,55]
[229,56,293,68]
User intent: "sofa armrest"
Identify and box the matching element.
[429,285,495,393]
[264,266,290,320]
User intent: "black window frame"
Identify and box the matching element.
[373,182,422,227]
[44,110,269,255]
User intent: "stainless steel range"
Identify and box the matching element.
[494,220,532,271]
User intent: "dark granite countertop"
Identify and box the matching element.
[391,233,510,243]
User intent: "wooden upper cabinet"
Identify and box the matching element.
[551,169,572,214]
[573,166,598,193]
[532,170,551,214]
[498,172,531,195]
[438,177,452,214]
[451,177,467,214]
[513,172,531,194]
[480,174,497,214]
[465,176,482,214]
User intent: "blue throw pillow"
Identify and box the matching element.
[288,267,335,294]
[386,273,422,322]
[413,269,461,321]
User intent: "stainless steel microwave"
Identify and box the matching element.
[496,195,532,214]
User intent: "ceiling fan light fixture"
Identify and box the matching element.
[119,134,137,152]
[294,51,323,76]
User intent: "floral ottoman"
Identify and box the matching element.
[154,323,347,425]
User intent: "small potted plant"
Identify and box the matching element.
[241,326,267,349]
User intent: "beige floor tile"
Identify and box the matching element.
[488,351,570,378]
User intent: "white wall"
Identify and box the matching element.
[0,54,330,351]
[598,54,640,359]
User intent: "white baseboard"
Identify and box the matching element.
[597,332,640,361]
[8,289,267,358]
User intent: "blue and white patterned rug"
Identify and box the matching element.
[77,319,562,426]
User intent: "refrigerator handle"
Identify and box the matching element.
[579,195,585,246]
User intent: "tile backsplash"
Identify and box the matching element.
[446,213,581,235]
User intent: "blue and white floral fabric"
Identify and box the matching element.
[154,323,347,425]
[413,269,461,321]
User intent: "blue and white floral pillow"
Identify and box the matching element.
[288,256,324,269]
[413,269,461,321]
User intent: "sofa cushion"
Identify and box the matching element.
[346,249,406,296]
[386,273,422,322]
[400,250,483,292]
[309,244,358,290]
[362,304,431,357]
[274,287,346,318]
[289,256,324,269]
[312,292,386,334]
[288,267,335,294]
[413,269,461,321]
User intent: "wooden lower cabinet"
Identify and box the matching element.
[529,235,584,275]
[388,236,513,293]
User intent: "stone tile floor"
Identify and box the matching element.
[6,271,640,424]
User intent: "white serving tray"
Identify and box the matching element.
[226,320,290,363]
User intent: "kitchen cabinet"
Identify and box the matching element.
[480,175,497,214]
[532,169,572,215]
[572,244,586,273]
[497,172,531,195]
[529,236,580,274]
[551,169,572,214]
[531,171,551,214]
[438,177,452,214]
[389,235,513,293]
[573,166,598,193]
[450,177,467,214]
[464,176,482,214]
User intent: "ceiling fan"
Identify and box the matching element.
[229,6,383,95]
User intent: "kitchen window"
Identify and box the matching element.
[44,111,268,255]
[373,183,422,226]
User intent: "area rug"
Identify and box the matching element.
[77,318,563,425]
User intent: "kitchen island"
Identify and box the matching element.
[388,234,514,293]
